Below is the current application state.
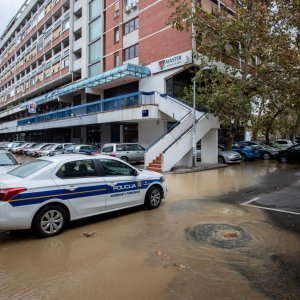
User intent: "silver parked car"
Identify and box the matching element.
[197,145,242,164]
[101,143,145,163]
[0,150,20,173]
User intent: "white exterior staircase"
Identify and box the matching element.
[145,93,220,172]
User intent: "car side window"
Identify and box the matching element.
[100,159,136,176]
[102,146,113,153]
[56,160,97,178]
[134,144,144,151]
[116,145,126,151]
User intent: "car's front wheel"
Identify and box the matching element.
[218,156,225,164]
[145,186,162,209]
[33,205,67,237]
[121,156,128,163]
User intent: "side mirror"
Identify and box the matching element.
[132,169,139,176]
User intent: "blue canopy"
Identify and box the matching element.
[21,64,151,108]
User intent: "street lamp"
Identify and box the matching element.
[192,66,211,168]
[192,78,197,168]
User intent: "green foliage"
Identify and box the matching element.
[168,0,300,142]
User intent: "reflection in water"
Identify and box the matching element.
[0,160,299,299]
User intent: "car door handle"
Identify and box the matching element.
[67,185,77,191]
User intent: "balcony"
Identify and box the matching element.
[17,92,155,127]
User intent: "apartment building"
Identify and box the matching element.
[0,0,227,171]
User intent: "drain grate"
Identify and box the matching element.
[186,224,252,249]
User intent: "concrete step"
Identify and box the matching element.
[146,166,162,172]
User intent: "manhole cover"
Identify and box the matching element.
[186,224,252,249]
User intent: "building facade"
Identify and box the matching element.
[0,0,228,170]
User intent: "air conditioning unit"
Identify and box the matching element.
[125,5,131,13]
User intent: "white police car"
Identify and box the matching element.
[0,154,167,237]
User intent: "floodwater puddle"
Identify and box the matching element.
[0,160,299,299]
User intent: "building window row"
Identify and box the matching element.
[0,0,69,67]
[124,44,139,61]
[124,17,139,35]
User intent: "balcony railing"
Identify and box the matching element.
[17,91,155,126]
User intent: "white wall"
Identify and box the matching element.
[201,128,218,163]
[138,119,168,148]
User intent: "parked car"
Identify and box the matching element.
[4,141,27,152]
[101,143,145,163]
[0,150,20,173]
[196,145,242,164]
[274,139,294,149]
[63,144,101,155]
[25,143,52,157]
[239,141,279,160]
[11,143,34,154]
[269,141,287,151]
[36,144,63,157]
[277,144,300,163]
[231,143,260,160]
[0,142,9,150]
[0,154,166,237]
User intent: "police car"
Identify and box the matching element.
[0,155,167,237]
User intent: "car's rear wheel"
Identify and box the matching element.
[145,186,162,209]
[121,156,128,162]
[33,205,67,237]
[280,156,287,163]
[263,153,271,160]
[218,156,225,164]
[241,153,247,161]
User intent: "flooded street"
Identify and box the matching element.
[1,159,300,299]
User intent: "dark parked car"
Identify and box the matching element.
[277,144,300,163]
[239,141,279,160]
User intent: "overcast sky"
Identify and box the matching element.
[0,0,26,36]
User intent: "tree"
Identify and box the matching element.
[168,0,300,145]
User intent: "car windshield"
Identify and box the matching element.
[0,153,18,166]
[65,145,75,150]
[9,159,52,178]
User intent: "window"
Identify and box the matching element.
[9,160,52,178]
[0,153,18,166]
[89,17,102,42]
[37,40,43,51]
[124,44,138,61]
[44,34,52,46]
[89,39,101,64]
[114,52,120,67]
[100,159,136,176]
[62,57,69,69]
[89,62,101,77]
[89,0,102,21]
[102,146,113,153]
[114,27,120,43]
[56,160,97,178]
[114,1,120,18]
[124,17,138,35]
[62,19,70,31]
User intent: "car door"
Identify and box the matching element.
[287,145,300,163]
[99,158,144,210]
[52,159,107,216]
[134,144,145,161]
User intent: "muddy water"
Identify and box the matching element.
[1,160,299,299]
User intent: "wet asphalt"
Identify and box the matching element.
[0,158,299,299]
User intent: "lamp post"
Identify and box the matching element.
[192,78,197,168]
[192,66,211,168]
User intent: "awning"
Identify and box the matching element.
[21,64,151,108]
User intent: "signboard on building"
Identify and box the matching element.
[151,51,192,74]
[27,101,37,114]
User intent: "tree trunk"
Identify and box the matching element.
[226,129,235,150]
[265,127,271,144]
